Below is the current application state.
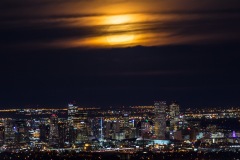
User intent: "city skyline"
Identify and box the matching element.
[1,0,240,108]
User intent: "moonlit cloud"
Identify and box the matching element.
[1,0,240,49]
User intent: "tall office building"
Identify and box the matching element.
[169,102,180,118]
[68,125,77,145]
[104,121,112,139]
[140,119,151,138]
[67,103,78,145]
[49,114,59,146]
[165,101,181,139]
[129,119,137,138]
[4,119,15,145]
[75,109,88,143]
[39,123,48,142]
[67,103,89,143]
[58,122,68,147]
[154,101,167,139]
[15,120,29,144]
[90,118,100,139]
[169,102,180,131]
[0,125,4,146]
[68,103,78,120]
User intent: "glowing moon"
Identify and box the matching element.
[105,15,132,25]
[105,15,135,45]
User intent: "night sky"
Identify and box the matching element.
[1,0,240,108]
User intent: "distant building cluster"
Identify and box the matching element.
[0,102,240,154]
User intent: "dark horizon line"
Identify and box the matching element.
[0,103,238,110]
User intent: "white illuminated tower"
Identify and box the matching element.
[169,102,180,131]
[169,102,180,118]
[154,101,167,139]
[68,103,78,120]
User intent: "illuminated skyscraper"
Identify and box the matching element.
[169,102,180,118]
[164,101,183,139]
[4,119,15,145]
[169,102,180,131]
[58,122,68,147]
[15,120,29,144]
[140,119,151,138]
[0,125,4,146]
[49,114,59,146]
[67,103,88,143]
[129,119,137,138]
[75,110,88,143]
[154,101,167,139]
[68,103,78,120]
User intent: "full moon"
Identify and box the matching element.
[105,15,135,45]
[105,15,131,25]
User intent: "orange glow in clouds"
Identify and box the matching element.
[107,34,134,44]
[105,15,135,45]
[105,15,132,25]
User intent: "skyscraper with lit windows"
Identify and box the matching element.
[154,101,167,139]
[49,114,59,146]
[68,103,78,120]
